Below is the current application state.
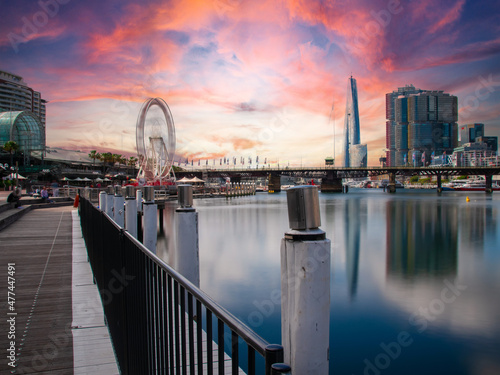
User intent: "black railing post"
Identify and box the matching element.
[265,344,284,375]
[271,363,292,374]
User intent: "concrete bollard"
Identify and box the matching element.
[136,189,143,213]
[113,185,125,227]
[125,186,137,238]
[99,191,106,211]
[281,185,330,374]
[106,185,114,217]
[174,185,200,287]
[142,186,157,253]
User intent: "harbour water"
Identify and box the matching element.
[157,189,500,375]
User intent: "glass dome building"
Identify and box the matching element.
[0,111,45,152]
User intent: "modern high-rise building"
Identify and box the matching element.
[385,85,425,166]
[406,91,458,166]
[459,123,484,145]
[386,86,458,167]
[0,70,47,128]
[342,76,367,167]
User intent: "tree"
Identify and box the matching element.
[88,150,100,167]
[3,141,19,168]
[127,156,138,167]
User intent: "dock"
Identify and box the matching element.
[0,200,119,374]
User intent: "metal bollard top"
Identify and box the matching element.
[125,185,135,198]
[114,185,122,196]
[107,185,114,194]
[143,186,155,202]
[177,184,193,209]
[286,185,321,230]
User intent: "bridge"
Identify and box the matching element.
[176,165,500,193]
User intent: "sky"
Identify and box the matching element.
[1,0,500,166]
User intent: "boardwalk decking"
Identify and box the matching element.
[0,206,118,375]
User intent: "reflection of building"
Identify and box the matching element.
[345,198,365,299]
[342,76,367,167]
[385,200,458,280]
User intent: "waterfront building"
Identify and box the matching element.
[460,123,484,144]
[0,70,46,128]
[388,88,458,167]
[385,85,425,166]
[452,123,498,166]
[0,111,45,153]
[342,76,367,167]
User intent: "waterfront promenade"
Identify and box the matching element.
[0,194,118,374]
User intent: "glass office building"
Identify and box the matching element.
[0,111,45,152]
[342,76,367,167]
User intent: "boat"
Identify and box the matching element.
[453,181,500,191]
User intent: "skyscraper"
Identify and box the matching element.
[406,91,458,166]
[385,85,425,166]
[387,86,458,167]
[342,76,367,167]
[0,70,47,128]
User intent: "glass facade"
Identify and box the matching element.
[350,144,367,167]
[343,76,364,167]
[0,111,45,152]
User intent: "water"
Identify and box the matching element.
[157,189,500,375]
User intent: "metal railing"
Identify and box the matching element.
[78,197,289,374]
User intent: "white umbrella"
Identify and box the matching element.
[82,177,92,181]
[95,177,103,182]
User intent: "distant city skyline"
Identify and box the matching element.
[1,0,499,166]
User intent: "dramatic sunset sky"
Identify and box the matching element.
[1,0,499,166]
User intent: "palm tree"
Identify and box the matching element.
[127,156,138,174]
[100,152,113,165]
[3,141,19,168]
[88,150,100,167]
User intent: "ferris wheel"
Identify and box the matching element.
[136,98,176,183]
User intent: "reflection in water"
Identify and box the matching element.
[385,199,458,280]
[344,198,365,299]
[459,204,495,252]
[151,192,500,375]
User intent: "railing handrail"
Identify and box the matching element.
[88,198,271,356]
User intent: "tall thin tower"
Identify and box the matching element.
[343,76,361,167]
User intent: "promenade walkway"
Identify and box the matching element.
[0,203,118,374]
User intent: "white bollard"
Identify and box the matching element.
[106,186,114,217]
[136,189,143,213]
[174,185,200,287]
[113,185,125,227]
[281,185,330,374]
[99,191,106,211]
[125,186,137,239]
[142,186,157,254]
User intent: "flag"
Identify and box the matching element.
[256,156,259,164]
[421,152,426,163]
[403,154,407,164]
[198,160,200,166]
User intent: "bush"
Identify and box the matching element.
[409,176,419,183]
[419,177,431,184]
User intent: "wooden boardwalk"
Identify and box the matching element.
[0,206,118,375]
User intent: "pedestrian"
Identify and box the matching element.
[51,180,60,197]
[41,186,49,203]
[7,188,22,208]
